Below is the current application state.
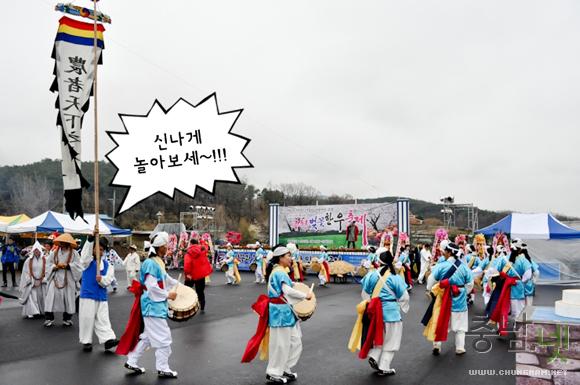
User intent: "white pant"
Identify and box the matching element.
[318,272,327,285]
[255,269,264,283]
[126,271,138,286]
[369,321,403,371]
[225,270,235,284]
[525,296,533,307]
[266,324,302,377]
[511,299,526,319]
[417,263,429,283]
[127,317,173,372]
[433,311,468,351]
[78,299,116,344]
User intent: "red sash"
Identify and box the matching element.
[322,261,330,282]
[241,295,286,363]
[434,278,462,342]
[490,272,519,336]
[115,280,145,355]
[359,297,384,358]
[116,277,164,355]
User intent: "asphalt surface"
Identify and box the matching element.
[0,270,574,385]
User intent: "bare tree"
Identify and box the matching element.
[279,183,320,205]
[367,212,381,231]
[9,175,54,216]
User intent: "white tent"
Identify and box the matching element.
[7,211,131,236]
[477,213,580,284]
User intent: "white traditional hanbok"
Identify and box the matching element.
[19,242,47,318]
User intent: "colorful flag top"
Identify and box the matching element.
[50,16,106,219]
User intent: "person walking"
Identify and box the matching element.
[1,238,20,287]
[183,238,213,313]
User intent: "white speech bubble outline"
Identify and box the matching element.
[106,93,253,215]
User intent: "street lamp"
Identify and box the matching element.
[156,211,163,224]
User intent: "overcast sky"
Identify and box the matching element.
[1,1,579,216]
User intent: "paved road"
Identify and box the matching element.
[0,271,572,385]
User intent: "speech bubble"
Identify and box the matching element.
[106,94,252,214]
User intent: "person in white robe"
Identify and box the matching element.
[78,236,119,352]
[43,234,82,327]
[417,243,432,284]
[19,242,48,318]
[123,244,141,289]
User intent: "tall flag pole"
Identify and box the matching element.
[92,0,101,273]
[53,1,111,275]
[52,3,109,220]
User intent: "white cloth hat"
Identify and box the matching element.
[31,241,44,257]
[439,240,450,252]
[511,238,524,249]
[273,246,290,257]
[144,241,151,251]
[152,232,169,247]
[266,251,274,263]
[286,242,298,253]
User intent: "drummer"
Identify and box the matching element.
[241,245,313,384]
[254,242,267,284]
[119,231,180,378]
[224,244,237,285]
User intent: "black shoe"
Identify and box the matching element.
[376,369,396,376]
[82,343,93,352]
[432,347,440,356]
[266,374,288,384]
[62,320,73,327]
[283,372,297,382]
[368,357,379,371]
[124,362,145,374]
[1,283,7,288]
[104,339,119,350]
[157,370,178,378]
[201,309,205,314]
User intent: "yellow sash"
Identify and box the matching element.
[422,283,444,341]
[347,270,391,352]
[152,256,166,274]
[233,259,241,284]
[468,256,476,269]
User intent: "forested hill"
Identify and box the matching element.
[0,159,575,235]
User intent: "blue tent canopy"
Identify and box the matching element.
[7,211,131,236]
[476,213,580,240]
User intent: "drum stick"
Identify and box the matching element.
[308,283,314,296]
[170,274,182,294]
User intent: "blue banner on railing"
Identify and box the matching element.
[215,248,369,272]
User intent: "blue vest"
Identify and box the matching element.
[80,259,109,302]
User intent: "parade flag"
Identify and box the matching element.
[50,16,105,218]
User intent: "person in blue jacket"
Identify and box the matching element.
[265,245,312,383]
[2,238,20,287]
[427,241,474,355]
[522,247,539,307]
[361,248,409,376]
[493,239,532,320]
[125,232,180,378]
